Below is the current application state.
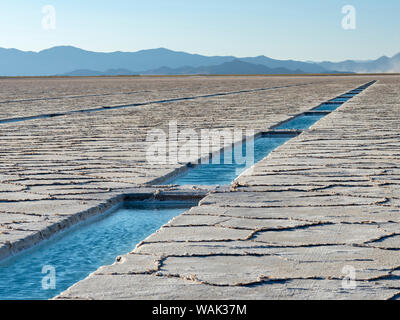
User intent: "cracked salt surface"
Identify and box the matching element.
[42,82,373,298]
[0,76,387,300]
[166,84,372,186]
[0,83,310,125]
[57,80,392,300]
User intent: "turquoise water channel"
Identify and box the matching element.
[274,114,325,130]
[0,201,195,300]
[167,133,297,186]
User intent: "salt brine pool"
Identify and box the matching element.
[0,201,196,300]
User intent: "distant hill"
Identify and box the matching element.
[0,45,397,76]
[317,53,400,73]
[141,59,305,75]
[240,56,328,74]
[59,60,307,76]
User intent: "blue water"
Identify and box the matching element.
[0,82,374,300]
[314,103,343,111]
[168,111,331,186]
[329,97,351,102]
[275,114,325,130]
[0,201,195,300]
[168,134,295,186]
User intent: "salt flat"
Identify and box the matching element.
[1,75,398,299]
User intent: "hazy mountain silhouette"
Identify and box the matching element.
[59,60,308,76]
[240,56,328,73]
[0,46,328,76]
[140,60,305,75]
[0,45,397,76]
[317,53,400,73]
[62,68,138,76]
[0,46,234,76]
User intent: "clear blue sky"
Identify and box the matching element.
[1,0,399,61]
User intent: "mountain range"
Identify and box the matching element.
[61,60,310,76]
[318,53,400,73]
[0,46,399,76]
